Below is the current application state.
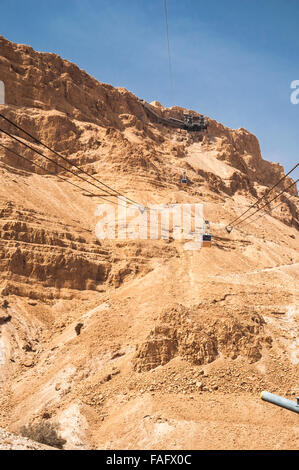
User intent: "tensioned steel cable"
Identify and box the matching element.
[226,162,298,230]
[241,192,299,228]
[0,127,133,209]
[0,142,123,205]
[0,143,167,237]
[0,112,148,210]
[232,178,298,229]
[164,0,174,98]
[0,142,100,233]
[0,141,208,238]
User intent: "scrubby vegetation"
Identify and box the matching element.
[20,421,66,449]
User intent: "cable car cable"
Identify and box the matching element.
[164,0,174,98]
[0,112,148,210]
[241,194,298,228]
[226,162,298,229]
[0,141,126,207]
[0,127,133,209]
[232,178,298,229]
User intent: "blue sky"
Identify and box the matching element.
[0,0,298,171]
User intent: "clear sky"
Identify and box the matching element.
[0,0,298,171]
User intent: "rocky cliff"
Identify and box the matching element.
[0,36,298,450]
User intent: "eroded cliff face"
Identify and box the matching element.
[0,35,296,193]
[0,36,298,450]
[0,35,297,297]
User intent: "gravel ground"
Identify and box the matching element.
[0,427,54,450]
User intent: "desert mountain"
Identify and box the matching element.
[0,35,298,450]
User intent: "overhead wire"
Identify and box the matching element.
[0,127,133,209]
[163,0,174,99]
[240,192,299,228]
[232,178,298,229]
[0,142,121,203]
[226,162,298,230]
[0,112,148,211]
[0,143,155,234]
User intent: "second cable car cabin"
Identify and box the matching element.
[180,172,188,186]
[202,220,212,247]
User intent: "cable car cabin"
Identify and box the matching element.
[181,177,188,186]
[202,233,212,247]
[180,171,188,186]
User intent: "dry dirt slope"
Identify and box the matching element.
[0,426,54,450]
[0,35,298,450]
